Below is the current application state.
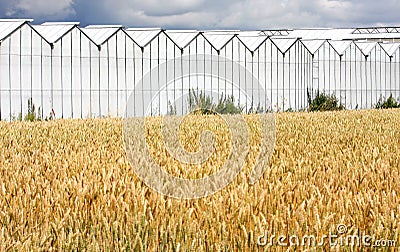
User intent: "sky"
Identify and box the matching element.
[1,0,400,29]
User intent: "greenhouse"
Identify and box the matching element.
[0,19,400,119]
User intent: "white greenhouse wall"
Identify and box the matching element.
[1,20,400,120]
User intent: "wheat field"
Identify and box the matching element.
[0,109,399,251]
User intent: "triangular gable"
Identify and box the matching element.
[301,39,326,55]
[379,43,400,57]
[328,40,352,56]
[355,41,378,56]
[0,19,31,41]
[164,30,200,49]
[270,37,298,54]
[125,28,162,48]
[81,25,122,46]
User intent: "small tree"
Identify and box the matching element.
[307,89,345,112]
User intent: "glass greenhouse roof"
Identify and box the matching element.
[164,30,199,49]
[328,40,353,55]
[32,22,79,44]
[1,19,400,55]
[270,37,298,54]
[237,35,269,52]
[202,32,236,51]
[301,39,327,55]
[355,41,378,56]
[380,42,400,57]
[81,25,123,46]
[125,28,162,48]
[288,28,356,40]
[0,19,32,41]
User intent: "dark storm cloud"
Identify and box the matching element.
[0,0,399,29]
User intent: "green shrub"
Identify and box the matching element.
[375,94,400,109]
[307,89,345,112]
[187,89,244,115]
[215,95,244,114]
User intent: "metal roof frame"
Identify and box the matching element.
[353,27,400,34]
[261,29,291,36]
